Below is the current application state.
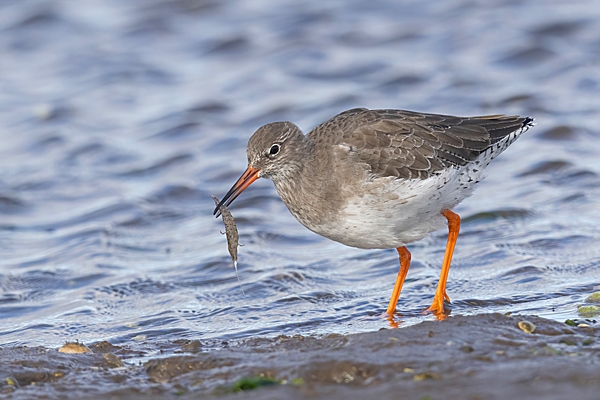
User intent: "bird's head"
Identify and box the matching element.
[213,122,306,215]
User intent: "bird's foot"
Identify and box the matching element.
[382,312,401,329]
[424,297,450,320]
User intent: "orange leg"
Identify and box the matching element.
[426,209,460,317]
[386,246,412,315]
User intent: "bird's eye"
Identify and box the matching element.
[269,144,280,155]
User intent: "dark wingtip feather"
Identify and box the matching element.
[523,116,535,127]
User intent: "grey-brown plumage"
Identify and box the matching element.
[308,108,533,180]
[214,107,534,316]
[212,195,244,294]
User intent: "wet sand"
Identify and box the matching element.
[1,313,598,399]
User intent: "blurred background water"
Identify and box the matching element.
[1,0,600,348]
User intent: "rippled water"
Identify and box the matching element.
[1,0,600,348]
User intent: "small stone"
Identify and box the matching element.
[103,353,125,368]
[89,341,120,353]
[413,372,441,381]
[584,292,600,304]
[181,340,202,353]
[517,320,536,334]
[58,342,92,354]
[577,305,600,318]
[5,377,17,386]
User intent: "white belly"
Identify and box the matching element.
[312,164,482,249]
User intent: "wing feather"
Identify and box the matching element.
[308,108,530,180]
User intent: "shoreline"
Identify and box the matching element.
[1,313,598,399]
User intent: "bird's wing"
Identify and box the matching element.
[309,108,528,180]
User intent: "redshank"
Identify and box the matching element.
[214,108,534,318]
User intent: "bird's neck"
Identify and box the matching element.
[272,139,343,229]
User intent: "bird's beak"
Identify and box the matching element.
[213,166,260,216]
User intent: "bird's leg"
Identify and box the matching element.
[426,209,460,317]
[386,246,412,315]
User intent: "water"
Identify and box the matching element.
[1,0,600,348]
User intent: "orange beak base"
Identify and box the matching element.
[213,166,260,216]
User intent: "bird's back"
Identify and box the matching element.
[307,108,534,181]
